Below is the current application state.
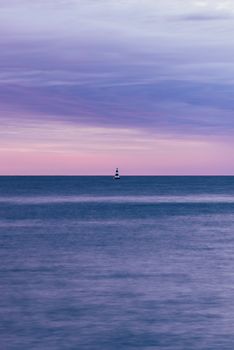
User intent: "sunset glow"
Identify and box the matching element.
[1,0,234,174]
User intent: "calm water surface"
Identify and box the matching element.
[1,176,234,349]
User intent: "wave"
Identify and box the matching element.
[0,194,234,205]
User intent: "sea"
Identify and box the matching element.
[1,176,234,350]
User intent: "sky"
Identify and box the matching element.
[1,0,234,175]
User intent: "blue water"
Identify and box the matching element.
[1,176,234,350]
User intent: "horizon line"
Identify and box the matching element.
[1,174,234,177]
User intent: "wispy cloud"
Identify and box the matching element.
[1,0,234,174]
[177,12,233,21]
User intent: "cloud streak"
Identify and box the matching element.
[1,0,234,173]
[177,13,233,21]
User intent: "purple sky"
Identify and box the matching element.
[1,0,234,174]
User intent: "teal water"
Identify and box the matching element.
[1,176,234,349]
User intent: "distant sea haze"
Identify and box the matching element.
[1,176,234,349]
